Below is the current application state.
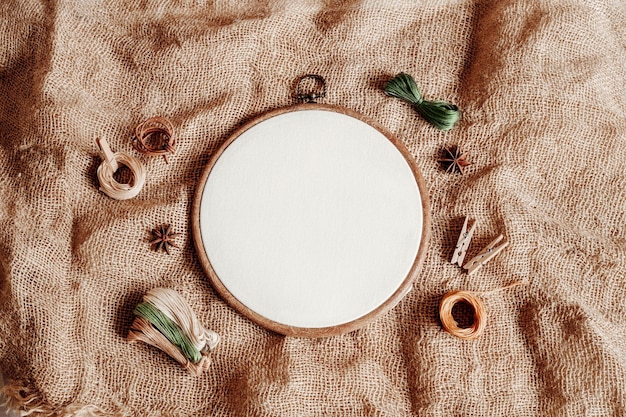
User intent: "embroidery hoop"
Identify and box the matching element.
[192,82,430,337]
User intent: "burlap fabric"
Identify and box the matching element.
[1,0,626,415]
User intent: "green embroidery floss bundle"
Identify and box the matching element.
[133,302,203,364]
[384,73,460,131]
[128,288,220,375]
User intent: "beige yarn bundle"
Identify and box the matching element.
[128,288,220,375]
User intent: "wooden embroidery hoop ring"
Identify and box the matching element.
[192,103,431,337]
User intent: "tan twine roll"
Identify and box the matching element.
[132,116,176,163]
[96,149,147,200]
[439,282,525,340]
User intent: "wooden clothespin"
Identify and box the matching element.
[96,137,119,172]
[463,234,509,275]
[451,216,476,266]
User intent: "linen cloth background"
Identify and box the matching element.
[1,0,626,415]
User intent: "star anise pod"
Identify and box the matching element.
[150,224,181,254]
[438,146,472,175]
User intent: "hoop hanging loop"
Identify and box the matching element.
[294,74,326,103]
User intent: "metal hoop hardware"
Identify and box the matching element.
[294,74,326,103]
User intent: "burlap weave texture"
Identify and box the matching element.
[1,0,626,416]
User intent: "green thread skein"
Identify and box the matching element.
[134,302,202,364]
[384,73,460,131]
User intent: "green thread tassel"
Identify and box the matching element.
[384,73,460,131]
[134,302,202,363]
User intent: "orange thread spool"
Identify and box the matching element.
[439,290,487,340]
[439,282,525,340]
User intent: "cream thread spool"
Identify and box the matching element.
[96,137,146,200]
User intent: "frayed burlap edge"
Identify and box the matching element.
[1,381,115,417]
